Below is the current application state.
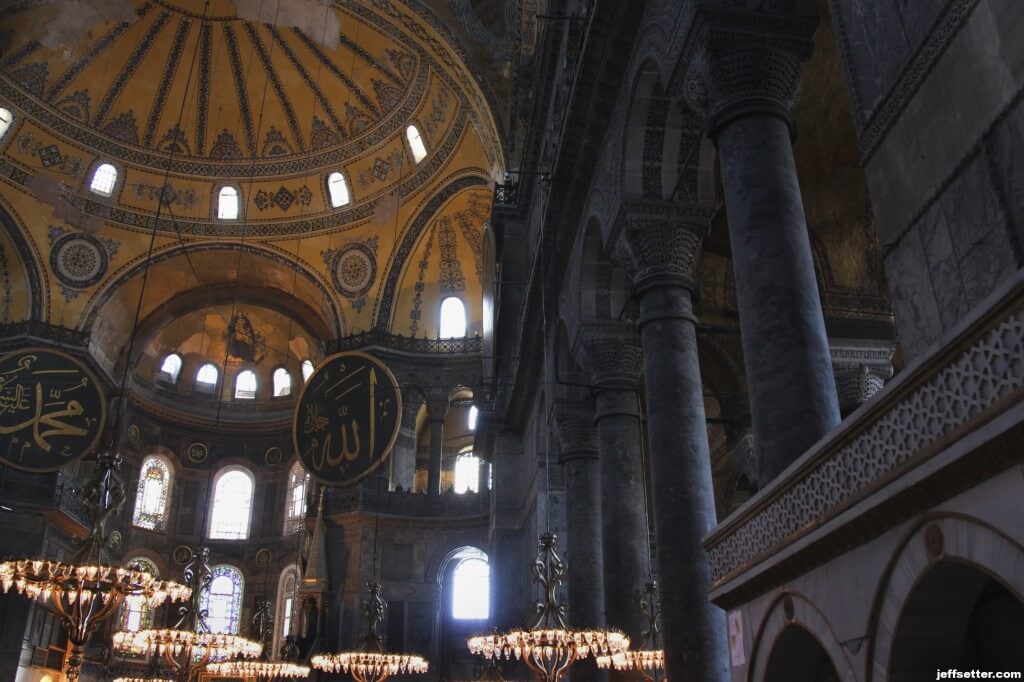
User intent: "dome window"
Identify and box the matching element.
[196,363,219,392]
[406,124,427,164]
[234,369,257,399]
[158,353,183,383]
[89,163,118,197]
[273,367,292,397]
[439,297,466,339]
[301,359,315,383]
[217,186,240,220]
[0,108,13,140]
[327,171,350,207]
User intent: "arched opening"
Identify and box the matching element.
[195,363,219,393]
[273,367,292,397]
[439,297,466,339]
[118,557,160,632]
[274,566,299,656]
[406,124,427,163]
[451,553,489,619]
[89,162,118,197]
[327,171,350,207]
[158,353,183,383]
[453,448,480,495]
[201,565,244,634]
[284,460,309,534]
[234,369,257,399]
[764,625,840,682]
[437,547,491,680]
[301,359,315,382]
[208,467,255,540]
[217,185,240,220]
[132,455,172,531]
[889,561,1024,677]
[0,107,12,140]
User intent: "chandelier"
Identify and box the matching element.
[0,452,190,681]
[312,581,429,682]
[112,546,262,681]
[467,533,629,682]
[596,581,665,682]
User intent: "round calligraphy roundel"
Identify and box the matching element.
[0,348,107,472]
[293,351,402,487]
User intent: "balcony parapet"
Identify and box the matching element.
[705,271,1024,606]
[323,481,490,519]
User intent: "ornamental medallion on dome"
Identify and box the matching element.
[324,238,378,310]
[48,229,118,290]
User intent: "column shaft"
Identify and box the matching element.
[563,454,605,628]
[391,402,420,491]
[427,418,443,495]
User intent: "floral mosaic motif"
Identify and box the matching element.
[262,126,293,157]
[17,133,83,177]
[222,23,256,156]
[143,16,191,147]
[156,124,191,156]
[131,182,199,209]
[386,48,416,81]
[55,90,91,122]
[356,148,405,190]
[421,85,451,140]
[323,238,378,310]
[210,129,244,160]
[101,110,140,145]
[254,185,312,212]
[47,226,120,297]
[437,217,465,292]
[310,116,342,150]
[409,224,436,336]
[195,21,212,155]
[92,9,171,126]
[344,102,374,137]
[10,62,48,98]
[373,78,404,111]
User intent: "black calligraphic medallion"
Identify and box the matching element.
[0,348,107,472]
[293,351,402,486]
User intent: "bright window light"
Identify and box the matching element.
[218,186,240,220]
[284,461,308,534]
[468,405,478,431]
[273,368,292,397]
[452,555,489,620]
[159,353,183,383]
[90,163,118,196]
[406,124,427,163]
[439,297,466,339]
[327,171,350,207]
[209,469,254,540]
[454,453,480,495]
[196,363,219,390]
[235,369,257,399]
[201,565,244,634]
[0,108,12,140]
[132,456,171,531]
[302,359,315,382]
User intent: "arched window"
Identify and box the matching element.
[406,124,427,163]
[450,548,489,620]
[235,369,257,399]
[132,456,172,531]
[301,359,315,383]
[158,353,183,383]
[217,186,240,220]
[327,171,350,207]
[468,405,479,431]
[89,162,118,196]
[201,565,244,634]
[196,363,219,392]
[119,557,160,632]
[284,461,309,534]
[439,297,466,339]
[208,468,255,540]
[453,450,480,495]
[273,368,292,397]
[274,567,299,655]
[0,108,13,140]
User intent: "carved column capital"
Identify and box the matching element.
[576,323,643,391]
[830,339,895,412]
[619,209,710,296]
[553,401,599,463]
[686,11,816,136]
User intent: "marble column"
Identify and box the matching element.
[700,22,841,483]
[580,330,649,647]
[391,396,422,491]
[427,414,444,495]
[624,215,729,682]
[553,401,606,631]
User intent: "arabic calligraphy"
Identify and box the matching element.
[0,348,107,472]
[293,352,402,486]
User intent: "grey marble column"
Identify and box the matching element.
[553,402,606,631]
[427,415,444,495]
[700,23,841,483]
[625,216,730,682]
[580,331,649,647]
[392,397,422,491]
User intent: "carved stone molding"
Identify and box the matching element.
[553,401,599,462]
[623,218,706,289]
[830,338,896,411]
[575,322,643,387]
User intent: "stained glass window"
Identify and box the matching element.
[327,171,350,207]
[451,549,489,620]
[201,565,244,634]
[406,124,427,163]
[89,162,118,196]
[273,368,292,397]
[284,461,309,534]
[208,468,254,540]
[132,456,172,531]
[159,353,183,383]
[439,297,466,339]
[274,567,299,655]
[120,557,160,632]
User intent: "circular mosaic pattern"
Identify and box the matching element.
[127,424,141,444]
[108,530,122,551]
[173,545,192,565]
[265,446,283,466]
[50,233,108,288]
[186,442,208,463]
[255,548,273,568]
[331,243,376,299]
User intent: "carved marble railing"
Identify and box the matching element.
[327,330,482,355]
[704,272,1024,599]
[325,482,490,518]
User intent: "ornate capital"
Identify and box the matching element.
[688,11,816,136]
[553,401,599,462]
[830,338,895,411]
[576,323,643,389]
[623,217,707,294]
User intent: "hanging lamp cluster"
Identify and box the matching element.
[596,581,666,682]
[467,533,629,682]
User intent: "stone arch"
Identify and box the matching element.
[868,514,1024,682]
[576,219,631,323]
[750,592,855,682]
[0,199,46,321]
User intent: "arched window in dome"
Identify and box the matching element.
[235,369,257,399]
[468,405,479,431]
[89,162,118,197]
[284,461,309,534]
[450,549,489,620]
[274,566,299,655]
[119,557,160,632]
[301,359,315,383]
[439,297,466,339]
[273,368,292,397]
[217,185,240,220]
[158,353,183,383]
[453,449,480,495]
[201,565,244,634]
[327,171,350,207]
[132,456,172,531]
[406,124,427,164]
[208,467,255,540]
[196,363,219,392]
[0,108,13,140]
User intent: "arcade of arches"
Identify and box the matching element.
[0,0,1023,681]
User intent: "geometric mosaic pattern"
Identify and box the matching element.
[707,306,1024,583]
